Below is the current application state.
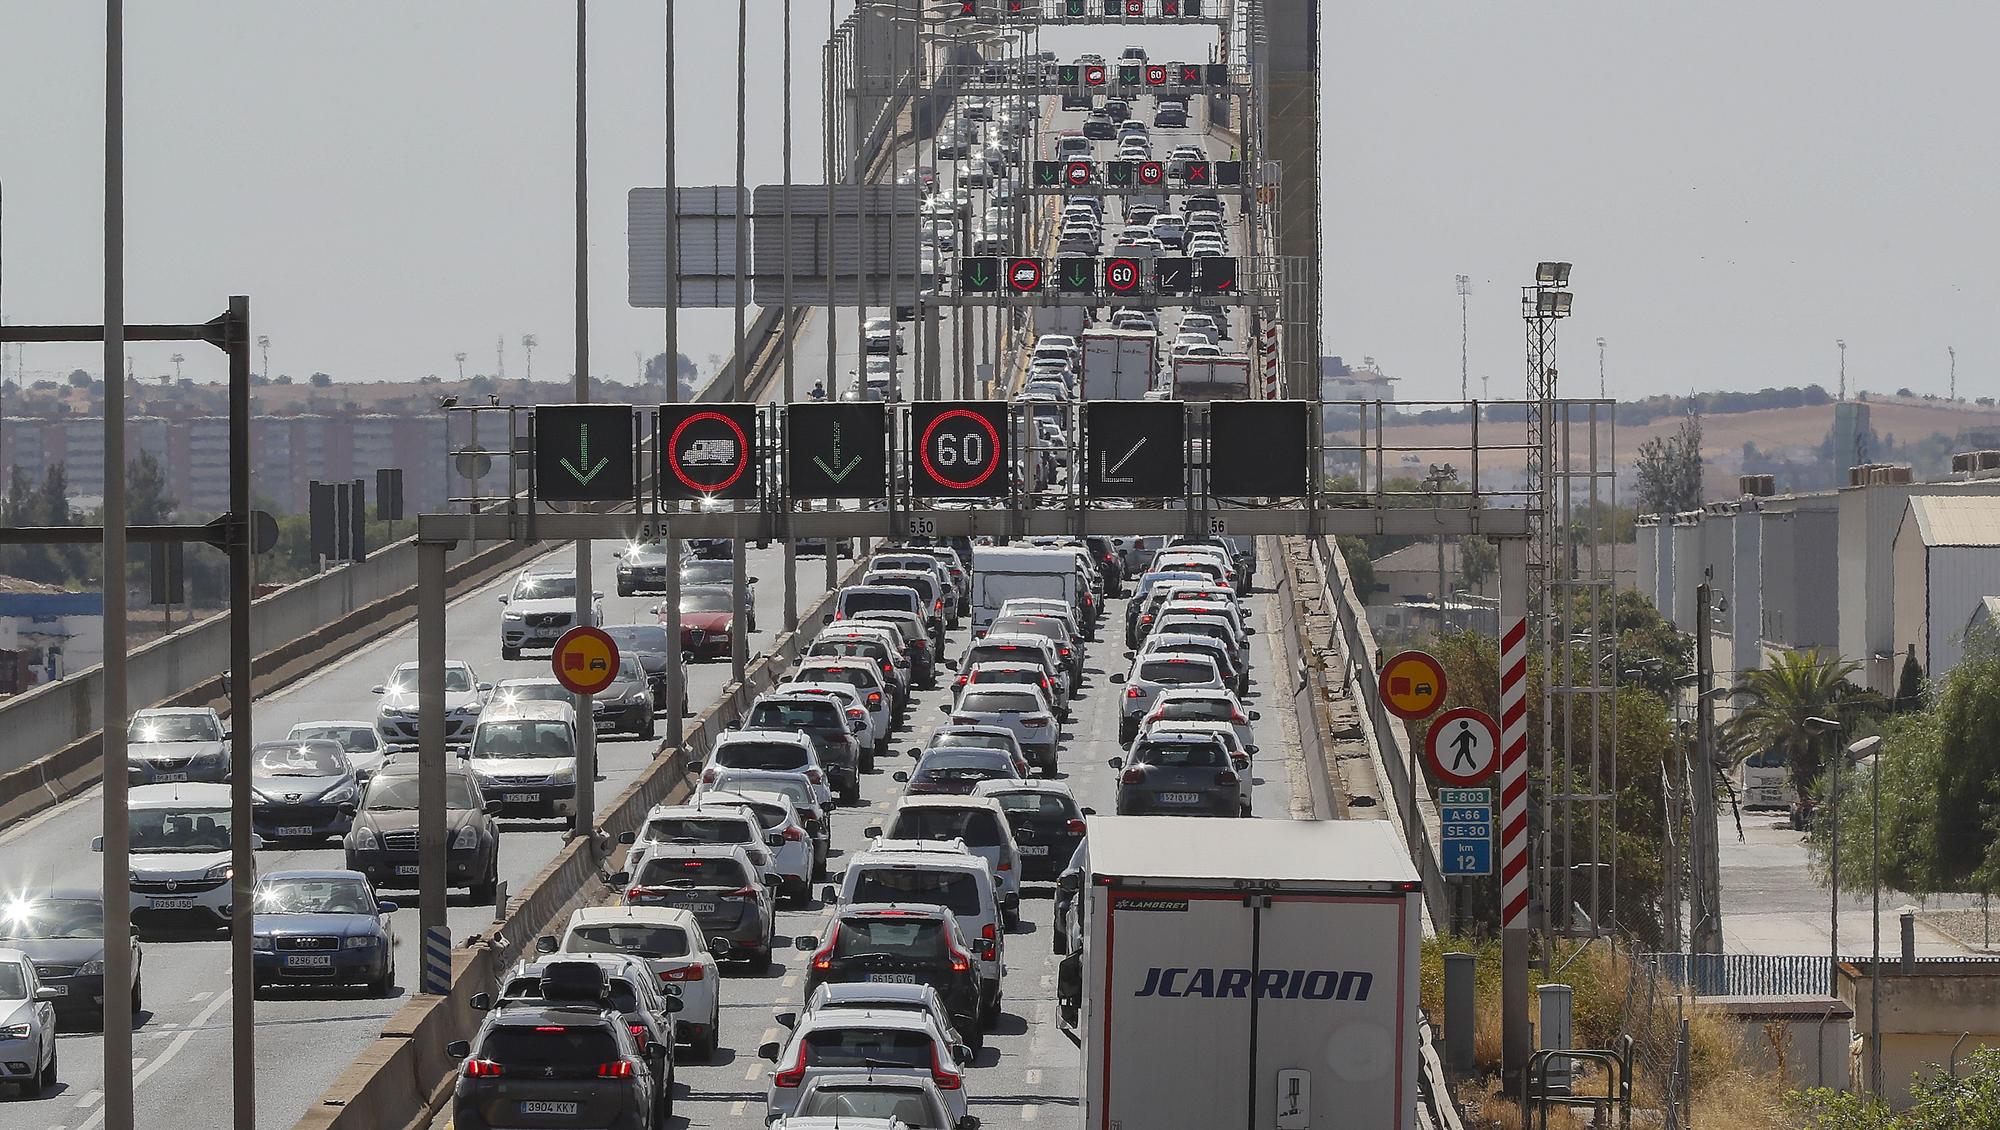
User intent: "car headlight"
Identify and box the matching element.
[251,788,274,804]
[344,935,379,949]
[204,862,234,880]
[251,935,274,952]
[502,611,524,621]
[545,762,576,784]
[324,782,360,806]
[75,959,104,976]
[0,1023,29,1039]
[452,824,481,851]
[350,826,378,852]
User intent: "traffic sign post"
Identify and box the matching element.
[910,402,1009,499]
[1084,400,1185,497]
[1207,400,1312,498]
[551,625,621,696]
[533,404,636,503]
[786,402,888,499]
[658,403,758,500]
[1439,787,1494,877]
[1378,649,1448,721]
[1426,707,1499,787]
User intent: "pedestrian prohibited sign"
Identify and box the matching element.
[1378,649,1447,720]
[1426,706,1498,787]
[551,626,620,696]
[658,404,757,500]
[910,402,1009,499]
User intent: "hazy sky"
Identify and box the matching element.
[3,2,1997,404]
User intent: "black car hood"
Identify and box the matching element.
[11,937,107,967]
[358,808,479,837]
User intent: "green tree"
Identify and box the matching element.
[1335,534,1376,597]
[1723,647,1864,792]
[1634,411,1704,514]
[1459,535,1496,591]
[309,372,333,388]
[1786,1045,2000,1128]
[1927,630,2000,887]
[1896,643,1925,712]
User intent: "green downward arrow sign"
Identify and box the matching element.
[812,421,864,483]
[1067,264,1090,288]
[559,422,611,485]
[967,263,992,288]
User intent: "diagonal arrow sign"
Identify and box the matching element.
[1100,436,1147,482]
[559,422,610,485]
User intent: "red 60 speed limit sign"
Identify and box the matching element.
[910,402,1009,499]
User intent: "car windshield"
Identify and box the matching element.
[967,644,1045,670]
[256,876,374,914]
[471,720,572,760]
[682,561,731,584]
[681,588,732,614]
[932,732,1010,753]
[1160,698,1235,722]
[835,916,949,961]
[496,683,569,706]
[604,626,670,654]
[798,1085,946,1127]
[889,807,1004,846]
[365,775,479,811]
[1135,741,1226,768]
[514,575,577,600]
[749,702,841,729]
[0,961,26,1001]
[852,867,982,917]
[289,725,378,752]
[252,743,346,776]
[129,714,219,743]
[959,691,1040,714]
[992,792,1076,820]
[800,666,868,691]
[643,815,755,846]
[803,1028,935,1070]
[479,1025,620,1068]
[635,856,751,889]
[568,923,692,960]
[1139,659,1216,685]
[0,898,105,940]
[716,742,807,771]
[129,806,232,852]
[500,975,643,1016]
[391,666,473,693]
[813,640,886,664]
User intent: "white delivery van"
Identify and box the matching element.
[970,546,1083,634]
[1062,817,1421,1130]
[1081,328,1159,401]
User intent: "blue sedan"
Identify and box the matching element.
[251,870,397,996]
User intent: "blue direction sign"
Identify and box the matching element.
[1438,787,1493,877]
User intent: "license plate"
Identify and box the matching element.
[504,792,538,803]
[865,973,918,983]
[154,771,189,783]
[149,897,195,910]
[41,983,67,996]
[285,954,333,968]
[278,825,316,837]
[595,721,617,732]
[522,1100,580,1116]
[393,864,420,876]
[1020,845,1050,856]
[684,903,716,915]
[1158,792,1202,805]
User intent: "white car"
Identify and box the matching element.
[496,570,603,660]
[696,770,832,875]
[775,1071,966,1129]
[1116,653,1227,745]
[691,788,816,892]
[127,707,229,785]
[545,905,724,1059]
[94,782,261,933]
[461,699,582,824]
[761,1009,972,1123]
[285,720,390,780]
[872,794,1024,921]
[702,729,832,810]
[1141,687,1260,755]
[372,659,491,747]
[944,685,1059,775]
[0,948,59,1096]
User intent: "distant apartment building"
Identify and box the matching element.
[0,412,450,517]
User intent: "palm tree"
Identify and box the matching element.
[1724,648,1863,793]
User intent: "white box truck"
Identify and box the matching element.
[970,545,1083,634]
[1063,817,1422,1130]
[1171,354,1254,402]
[1081,328,1159,401]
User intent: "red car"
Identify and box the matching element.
[661,585,736,660]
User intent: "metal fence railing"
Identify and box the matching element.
[1641,952,1832,998]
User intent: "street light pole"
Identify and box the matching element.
[572,0,596,836]
[1807,716,1842,995]
[1849,733,1885,1095]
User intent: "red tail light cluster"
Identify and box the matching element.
[598,1060,635,1078]
[1217,770,1240,786]
[465,1059,503,1077]
[930,1044,963,1090]
[1125,686,1141,699]
[1122,768,1144,784]
[981,922,996,941]
[1066,818,1088,835]
[811,924,839,970]
[948,943,972,973]
[1022,717,1047,727]
[661,964,705,982]
[729,886,759,899]
[773,1043,809,1088]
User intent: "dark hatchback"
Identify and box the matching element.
[449,1002,665,1130]
[976,782,1090,881]
[0,890,141,1022]
[798,904,984,1048]
[743,693,865,795]
[249,739,360,843]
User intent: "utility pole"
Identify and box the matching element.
[729,0,750,683]
[496,334,506,382]
[1837,338,1847,401]
[523,332,538,383]
[571,0,595,836]
[1596,336,1606,398]
[1948,345,1956,401]
[455,350,467,381]
[661,0,686,749]
[102,6,134,1127]
[256,334,269,381]
[1455,274,1471,402]
[1690,582,1724,986]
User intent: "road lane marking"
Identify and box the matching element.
[73,989,233,1128]
[1023,1105,1039,1121]
[189,992,212,1002]
[731,1100,748,1115]
[780,973,798,988]
[1025,1069,1041,1085]
[74,1091,100,1108]
[745,1063,765,1081]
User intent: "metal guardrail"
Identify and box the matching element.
[1415,1009,1468,1130]
[1641,952,1832,998]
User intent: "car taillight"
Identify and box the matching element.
[599,1060,635,1078]
[783,825,806,842]
[630,1023,649,1039]
[1231,709,1247,723]
[730,885,759,899]
[1060,646,1071,657]
[881,661,894,674]
[806,768,824,784]
[1122,768,1144,783]
[982,922,996,941]
[948,944,972,973]
[931,1044,963,1090]
[982,942,998,961]
[1022,717,1047,727]
[832,611,845,620]
[1141,614,1153,625]
[1067,818,1087,834]
[953,715,975,724]
[773,1041,810,1088]
[1217,770,1239,785]
[935,599,944,610]
[848,707,866,720]
[1126,686,1141,699]
[702,767,717,782]
[955,675,969,688]
[868,691,882,705]
[661,964,705,982]
[812,924,839,970]
[465,1059,503,1077]
[911,638,929,652]
[627,886,658,900]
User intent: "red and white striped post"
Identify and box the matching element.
[1260,323,1281,398]
[1497,535,1532,1092]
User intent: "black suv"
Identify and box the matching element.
[743,693,865,799]
[797,903,985,1049]
[449,971,667,1130]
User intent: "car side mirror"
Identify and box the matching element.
[371,685,387,694]
[1243,627,1256,636]
[892,771,910,783]
[658,997,682,1014]
[593,592,604,601]
[457,749,470,760]
[821,613,834,625]
[938,704,952,715]
[446,1040,472,1058]
[469,993,492,1012]
[536,935,558,954]
[1107,757,1124,770]
[953,1043,975,1066]
[959,1118,982,1130]
[377,901,399,915]
[1248,710,1261,721]
[757,1041,783,1063]
[821,884,838,904]
[91,836,105,852]
[765,833,783,848]
[338,802,357,816]
[496,595,508,604]
[906,747,923,759]
[1109,673,1126,685]
[617,830,636,845]
[864,825,882,838]
[750,576,762,584]
[793,935,819,950]
[36,985,63,1001]
[709,938,731,957]
[1080,806,1096,817]
[774,1010,798,1028]
[603,870,631,887]
[483,800,503,815]
[478,682,494,692]
[613,550,625,558]
[251,834,266,850]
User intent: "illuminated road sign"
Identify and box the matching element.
[910,402,1009,499]
[961,257,999,292]
[1145,64,1167,86]
[534,404,635,503]
[1196,255,1236,294]
[1137,161,1164,186]
[787,402,887,499]
[1084,400,1185,497]
[1006,258,1045,293]
[658,403,757,500]
[1103,257,1141,295]
[1059,257,1098,294]
[1084,64,1106,86]
[1065,160,1093,186]
[1183,160,1212,186]
[1154,257,1192,294]
[1107,161,1134,186]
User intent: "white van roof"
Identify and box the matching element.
[129,782,233,809]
